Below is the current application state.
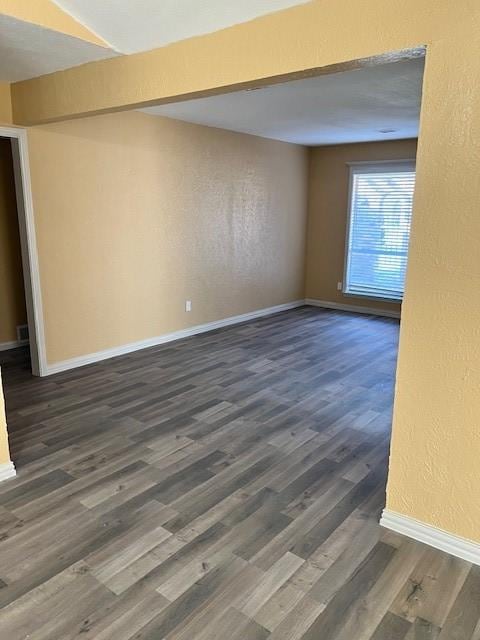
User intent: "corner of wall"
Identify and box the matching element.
[0,368,13,467]
[0,83,13,124]
[303,145,316,297]
[0,0,110,48]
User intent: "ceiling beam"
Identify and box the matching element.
[8,0,456,125]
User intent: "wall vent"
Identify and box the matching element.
[16,324,29,343]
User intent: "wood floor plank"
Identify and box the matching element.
[300,542,396,640]
[370,612,412,639]
[437,566,480,640]
[390,549,471,627]
[0,308,475,639]
[333,540,427,640]
[200,607,271,640]
[405,618,441,640]
[267,594,326,640]
[241,551,304,618]
[253,582,305,631]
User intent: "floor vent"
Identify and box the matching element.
[16,324,29,342]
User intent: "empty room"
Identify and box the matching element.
[0,1,479,638]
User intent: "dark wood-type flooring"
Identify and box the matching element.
[0,307,479,639]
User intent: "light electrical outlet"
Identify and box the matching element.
[185,300,192,312]
[337,281,343,291]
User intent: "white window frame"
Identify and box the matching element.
[343,159,416,303]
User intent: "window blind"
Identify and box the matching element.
[344,163,415,301]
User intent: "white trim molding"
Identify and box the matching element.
[0,340,29,352]
[305,298,400,319]
[380,509,480,567]
[0,461,16,483]
[43,299,404,376]
[45,300,304,375]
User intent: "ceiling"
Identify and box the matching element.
[1,1,423,147]
[0,13,116,82]
[1,0,308,82]
[52,0,310,53]
[141,58,425,146]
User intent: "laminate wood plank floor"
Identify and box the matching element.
[0,307,478,639]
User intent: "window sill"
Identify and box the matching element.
[342,290,402,304]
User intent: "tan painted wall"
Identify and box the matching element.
[305,139,418,313]
[0,139,27,344]
[387,35,480,541]
[0,83,12,124]
[27,110,308,364]
[0,368,11,464]
[0,0,108,47]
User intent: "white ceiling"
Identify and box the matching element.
[141,58,424,146]
[0,14,117,82]
[52,0,310,53]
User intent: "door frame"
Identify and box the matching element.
[0,126,46,376]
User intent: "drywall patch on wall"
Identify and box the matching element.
[0,138,27,343]
[305,139,417,315]
[28,110,308,364]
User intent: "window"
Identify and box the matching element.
[344,161,415,301]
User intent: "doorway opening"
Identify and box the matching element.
[0,128,44,377]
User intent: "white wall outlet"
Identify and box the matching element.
[185,300,192,312]
[337,281,343,291]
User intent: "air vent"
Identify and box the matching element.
[16,324,29,342]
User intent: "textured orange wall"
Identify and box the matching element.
[0,368,11,464]
[386,34,480,540]
[28,111,308,363]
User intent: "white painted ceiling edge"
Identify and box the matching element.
[0,0,309,82]
[0,13,117,83]
[140,58,425,146]
[51,0,311,54]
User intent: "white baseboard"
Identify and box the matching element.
[380,509,480,566]
[305,298,400,319]
[43,298,399,376]
[0,339,29,352]
[0,461,16,483]
[45,300,304,376]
